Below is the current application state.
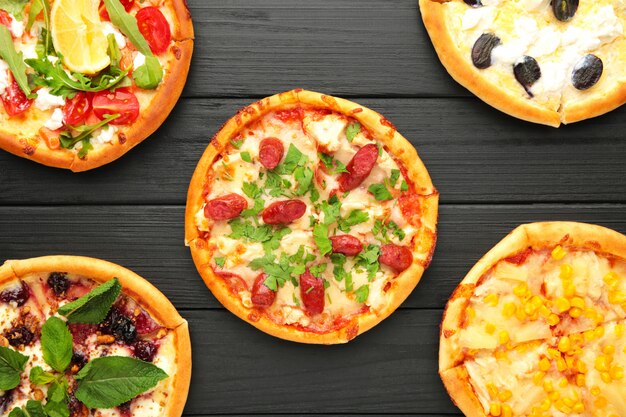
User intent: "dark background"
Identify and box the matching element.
[2,0,626,415]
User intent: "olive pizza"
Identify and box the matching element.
[420,0,626,126]
[0,256,191,417]
[0,0,193,171]
[185,89,439,344]
[440,222,626,417]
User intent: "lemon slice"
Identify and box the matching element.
[51,0,110,74]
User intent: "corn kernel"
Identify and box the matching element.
[547,348,561,359]
[555,400,571,414]
[572,402,585,413]
[502,404,513,417]
[569,307,582,318]
[485,293,499,307]
[533,371,545,385]
[601,372,612,383]
[466,306,476,319]
[487,383,498,399]
[490,402,502,416]
[499,331,510,345]
[558,377,568,388]
[552,245,566,260]
[615,323,624,337]
[609,291,626,305]
[570,297,585,309]
[576,359,587,374]
[558,336,571,353]
[576,374,585,386]
[591,386,600,396]
[515,307,527,321]
[543,379,554,393]
[595,355,610,372]
[502,302,516,318]
[539,357,551,372]
[513,283,528,298]
[560,264,573,279]
[594,396,607,409]
[555,298,571,313]
[564,283,576,298]
[562,397,575,408]
[485,323,496,334]
[538,305,550,318]
[565,355,576,369]
[549,391,560,401]
[498,390,512,402]
[595,326,605,338]
[603,345,615,355]
[604,272,619,288]
[556,357,567,372]
[610,365,624,380]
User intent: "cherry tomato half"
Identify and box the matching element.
[63,92,92,125]
[99,0,134,21]
[92,88,140,125]
[136,7,171,54]
[0,10,12,28]
[2,74,32,116]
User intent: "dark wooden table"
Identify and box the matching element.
[2,1,626,416]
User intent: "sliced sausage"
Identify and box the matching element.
[259,137,284,170]
[251,273,276,309]
[262,199,306,225]
[299,269,325,315]
[205,193,248,220]
[379,244,413,273]
[330,235,363,256]
[338,144,378,191]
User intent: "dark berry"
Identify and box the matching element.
[68,394,88,417]
[71,352,88,371]
[0,282,30,306]
[0,390,14,413]
[118,401,132,417]
[133,340,158,362]
[48,272,70,296]
[100,307,137,344]
[5,326,34,347]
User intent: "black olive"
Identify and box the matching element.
[464,0,482,7]
[514,56,541,97]
[472,33,501,69]
[552,0,579,22]
[572,54,603,90]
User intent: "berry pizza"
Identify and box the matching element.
[420,0,626,126]
[0,0,193,171]
[440,222,626,417]
[185,89,439,344]
[0,256,191,417]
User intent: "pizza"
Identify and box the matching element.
[0,256,191,417]
[419,0,626,127]
[440,222,626,417]
[0,0,193,171]
[185,89,439,344]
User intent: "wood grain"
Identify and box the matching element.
[1,98,625,205]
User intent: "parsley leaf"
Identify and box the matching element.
[57,278,121,324]
[313,223,332,255]
[310,263,327,277]
[356,244,381,281]
[293,166,314,196]
[249,253,297,291]
[262,227,291,253]
[228,218,273,243]
[368,183,394,201]
[400,180,409,191]
[240,198,264,217]
[320,194,341,225]
[337,210,369,232]
[372,219,405,243]
[214,257,225,268]
[44,379,70,417]
[242,182,261,199]
[41,316,73,373]
[318,153,349,174]
[354,285,369,303]
[264,171,290,198]
[0,346,29,390]
[240,151,252,163]
[345,122,361,142]
[230,139,244,149]
[0,26,33,98]
[275,144,307,175]
[390,169,401,187]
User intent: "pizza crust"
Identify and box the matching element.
[419,0,626,127]
[439,221,626,417]
[185,89,438,344]
[0,1,194,171]
[0,255,191,417]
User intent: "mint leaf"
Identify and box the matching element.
[0,26,33,98]
[58,278,121,324]
[29,366,56,385]
[389,169,401,187]
[41,316,73,373]
[275,144,306,175]
[8,408,26,417]
[133,55,162,90]
[0,0,29,20]
[345,122,361,142]
[354,285,369,303]
[313,224,332,255]
[0,346,28,390]
[400,180,409,192]
[75,356,168,409]
[368,183,393,201]
[240,151,252,163]
[44,380,70,417]
[214,257,225,268]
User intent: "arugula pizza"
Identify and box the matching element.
[185,89,439,344]
[0,0,193,171]
[0,256,191,417]
[420,0,626,126]
[440,222,626,417]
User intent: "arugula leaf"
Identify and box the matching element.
[390,169,401,187]
[0,346,29,390]
[29,366,56,385]
[75,356,168,409]
[44,380,70,417]
[59,114,120,150]
[0,26,33,97]
[313,223,332,255]
[104,0,162,89]
[240,151,252,163]
[0,0,29,20]
[368,183,394,201]
[337,210,369,233]
[41,316,73,373]
[275,144,307,175]
[345,122,361,142]
[58,278,121,324]
[354,285,369,303]
[214,257,225,268]
[293,166,313,196]
[77,138,93,159]
[400,180,409,192]
[28,0,50,52]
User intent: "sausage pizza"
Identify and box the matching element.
[440,222,626,417]
[185,89,439,344]
[0,0,193,171]
[0,256,191,417]
[420,0,626,126]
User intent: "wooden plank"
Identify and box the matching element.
[1,98,626,205]
[2,204,626,310]
[182,0,464,98]
[182,309,456,415]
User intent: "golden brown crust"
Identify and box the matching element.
[185,89,439,344]
[439,221,626,417]
[562,82,626,124]
[0,1,194,171]
[0,255,191,417]
[419,0,561,127]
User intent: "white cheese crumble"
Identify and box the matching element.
[19,43,38,60]
[91,125,118,146]
[102,22,127,49]
[303,114,348,152]
[34,87,66,111]
[0,59,10,96]
[461,6,496,31]
[43,108,64,130]
[133,52,146,70]
[9,14,24,38]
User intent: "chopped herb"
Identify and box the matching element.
[228,218,273,243]
[313,224,332,255]
[344,271,354,292]
[318,152,349,174]
[240,151,252,163]
[318,152,333,169]
[400,180,409,192]
[249,253,300,291]
[368,183,394,201]
[262,227,292,253]
[345,122,361,142]
[356,244,381,281]
[309,215,316,228]
[292,293,300,307]
[337,210,369,233]
[242,182,261,199]
[390,169,401,187]
[334,160,349,174]
[305,286,315,294]
[323,279,330,289]
[214,257,225,268]
[59,114,120,152]
[377,143,383,156]
[320,197,341,225]
[275,144,307,175]
[230,139,244,149]
[354,285,369,303]
[373,219,405,243]
[293,166,314,196]
[310,263,327,277]
[240,198,264,217]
